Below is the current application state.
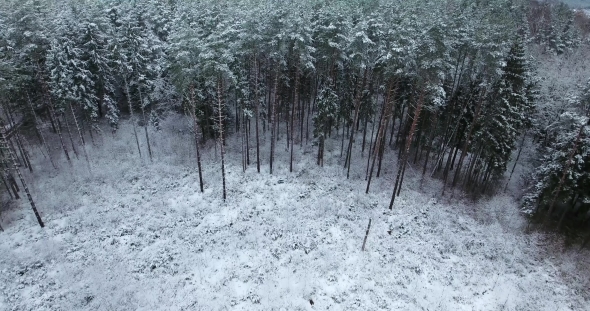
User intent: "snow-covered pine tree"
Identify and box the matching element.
[477,36,533,190]
[168,4,206,191]
[313,85,338,166]
[46,15,92,160]
[0,117,44,228]
[115,5,166,160]
[523,112,589,225]
[285,10,315,172]
[77,7,118,131]
[196,6,239,200]
[343,13,385,178]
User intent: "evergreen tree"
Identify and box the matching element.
[523,112,589,224]
[478,37,533,181]
[77,8,118,128]
[313,85,338,166]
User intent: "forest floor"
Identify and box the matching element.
[1,115,589,311]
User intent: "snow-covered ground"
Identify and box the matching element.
[1,116,589,310]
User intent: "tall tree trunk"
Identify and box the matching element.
[463,145,482,189]
[441,144,458,196]
[16,135,33,173]
[394,105,407,149]
[217,77,227,201]
[0,174,11,199]
[285,99,290,150]
[255,58,261,173]
[361,117,368,155]
[69,103,90,166]
[431,99,470,177]
[340,118,345,157]
[138,88,153,162]
[7,173,20,199]
[376,130,387,177]
[0,125,44,228]
[412,119,425,164]
[27,94,56,169]
[49,105,71,163]
[241,111,246,172]
[37,70,59,135]
[12,135,28,171]
[47,107,58,134]
[189,85,204,193]
[61,112,79,159]
[300,97,305,148]
[504,131,527,192]
[270,66,279,174]
[87,122,96,146]
[449,141,460,170]
[123,76,142,159]
[389,105,397,147]
[365,100,380,180]
[366,82,395,193]
[308,77,318,144]
[246,118,250,166]
[317,135,324,166]
[389,89,424,209]
[421,113,439,181]
[290,63,299,173]
[345,68,368,178]
[452,96,484,187]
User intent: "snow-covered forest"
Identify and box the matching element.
[1,0,590,310]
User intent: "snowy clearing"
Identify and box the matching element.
[1,120,589,311]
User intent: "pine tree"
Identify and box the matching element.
[115,6,166,160]
[168,5,207,191]
[0,118,44,228]
[523,107,589,229]
[477,37,533,185]
[313,85,338,166]
[78,10,118,128]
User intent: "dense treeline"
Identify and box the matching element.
[0,0,589,239]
